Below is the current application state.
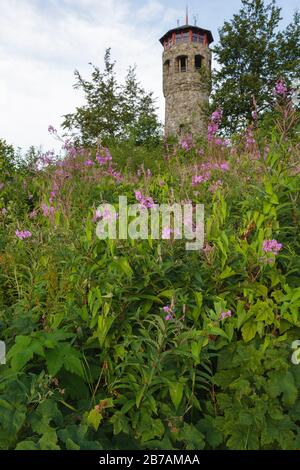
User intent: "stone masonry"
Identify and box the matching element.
[160,25,213,138]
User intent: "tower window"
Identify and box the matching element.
[176,33,183,44]
[195,55,202,70]
[176,56,188,72]
[192,33,205,44]
[183,32,189,43]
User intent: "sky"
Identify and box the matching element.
[0,0,298,153]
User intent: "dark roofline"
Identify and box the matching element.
[159,25,214,45]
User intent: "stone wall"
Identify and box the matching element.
[162,42,211,137]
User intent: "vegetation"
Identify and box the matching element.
[1,86,300,450]
[212,0,300,133]
[62,48,162,147]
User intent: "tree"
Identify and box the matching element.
[0,139,15,178]
[62,49,161,146]
[212,0,300,133]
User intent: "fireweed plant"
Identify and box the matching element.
[0,82,300,450]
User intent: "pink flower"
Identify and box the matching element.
[273,80,288,97]
[92,209,102,222]
[96,147,112,165]
[262,239,283,255]
[135,190,155,208]
[211,109,223,123]
[192,172,211,186]
[16,230,32,240]
[163,305,174,321]
[84,159,94,166]
[42,204,55,217]
[48,125,57,134]
[29,210,37,219]
[220,310,232,320]
[209,180,223,193]
[163,306,172,313]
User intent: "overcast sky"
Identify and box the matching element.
[0,0,298,152]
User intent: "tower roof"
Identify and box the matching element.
[159,25,214,45]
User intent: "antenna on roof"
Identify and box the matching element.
[186,4,189,25]
[193,15,197,26]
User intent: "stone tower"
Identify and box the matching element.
[159,15,213,138]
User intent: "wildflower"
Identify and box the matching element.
[96,147,112,165]
[262,239,282,255]
[29,210,37,219]
[252,111,258,120]
[273,79,288,97]
[192,173,211,186]
[135,190,155,209]
[159,180,165,186]
[146,169,152,177]
[180,135,193,151]
[15,230,32,240]
[220,310,232,320]
[48,125,57,134]
[42,204,55,217]
[163,305,174,321]
[209,180,223,193]
[1,208,7,215]
[84,159,94,167]
[219,162,229,172]
[211,109,223,123]
[92,209,102,222]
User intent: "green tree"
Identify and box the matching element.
[212,0,300,133]
[62,49,161,146]
[0,139,15,178]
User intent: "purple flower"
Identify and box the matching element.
[273,80,288,97]
[42,204,55,217]
[220,310,232,320]
[84,159,94,167]
[48,125,57,134]
[163,305,174,321]
[135,190,155,208]
[192,172,211,186]
[211,109,223,123]
[252,111,258,120]
[262,239,283,255]
[16,230,32,240]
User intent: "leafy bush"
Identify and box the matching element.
[0,96,299,450]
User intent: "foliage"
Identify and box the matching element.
[62,48,162,147]
[212,0,300,133]
[0,93,300,450]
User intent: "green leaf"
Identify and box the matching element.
[87,409,102,431]
[169,382,183,409]
[241,322,257,342]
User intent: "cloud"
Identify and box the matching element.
[0,0,178,151]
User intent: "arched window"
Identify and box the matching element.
[176,55,188,73]
[195,55,203,70]
[164,59,170,75]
